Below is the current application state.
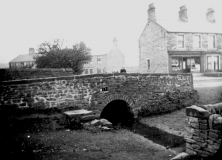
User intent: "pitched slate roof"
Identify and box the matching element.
[9,54,38,63]
[155,19,222,34]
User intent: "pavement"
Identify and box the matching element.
[192,74,222,88]
[193,74,222,81]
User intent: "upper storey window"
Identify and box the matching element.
[208,35,216,48]
[97,56,101,64]
[194,35,201,48]
[89,59,92,64]
[177,35,185,48]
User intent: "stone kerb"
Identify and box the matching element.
[186,103,222,158]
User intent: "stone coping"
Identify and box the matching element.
[0,73,192,85]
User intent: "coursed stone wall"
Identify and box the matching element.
[0,73,197,117]
[139,21,168,73]
[186,103,222,158]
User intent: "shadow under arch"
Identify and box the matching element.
[100,99,135,125]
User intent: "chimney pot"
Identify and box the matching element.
[148,3,156,22]
[206,8,215,23]
[179,5,188,22]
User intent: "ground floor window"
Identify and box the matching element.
[171,56,201,73]
[97,68,101,74]
[85,69,88,74]
[172,57,182,71]
[207,55,219,71]
[90,69,93,74]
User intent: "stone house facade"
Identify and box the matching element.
[139,4,222,73]
[82,38,125,74]
[83,54,108,74]
[9,48,36,69]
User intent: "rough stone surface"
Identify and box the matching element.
[209,114,221,129]
[185,102,222,159]
[100,119,113,128]
[186,105,211,118]
[214,117,222,130]
[90,119,101,126]
[0,73,196,118]
[139,21,168,73]
[171,152,190,160]
[186,148,197,155]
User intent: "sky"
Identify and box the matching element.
[0,0,222,67]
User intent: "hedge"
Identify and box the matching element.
[0,68,74,81]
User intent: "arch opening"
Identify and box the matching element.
[100,100,134,126]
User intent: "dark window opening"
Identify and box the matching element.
[100,100,134,126]
[177,35,184,48]
[147,59,150,70]
[90,69,93,74]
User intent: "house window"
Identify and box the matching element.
[194,35,201,48]
[90,69,93,74]
[89,59,92,64]
[171,57,183,72]
[85,69,88,74]
[147,59,151,70]
[207,56,212,70]
[177,35,185,48]
[97,56,101,64]
[208,35,216,48]
[213,56,219,70]
[97,68,101,73]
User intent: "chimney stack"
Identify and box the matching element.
[179,5,188,22]
[206,8,215,23]
[29,48,35,55]
[113,37,118,47]
[148,3,156,22]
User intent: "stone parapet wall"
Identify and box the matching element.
[0,73,197,117]
[186,103,222,158]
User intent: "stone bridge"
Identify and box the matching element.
[0,73,197,123]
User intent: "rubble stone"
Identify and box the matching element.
[186,105,211,118]
[186,148,197,155]
[186,102,222,159]
[171,152,190,160]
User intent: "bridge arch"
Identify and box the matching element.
[100,94,138,125]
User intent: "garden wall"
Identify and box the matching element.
[186,103,222,158]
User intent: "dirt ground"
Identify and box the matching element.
[140,86,222,138]
[0,119,176,160]
[1,85,221,160]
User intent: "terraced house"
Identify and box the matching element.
[82,38,125,74]
[139,4,222,73]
